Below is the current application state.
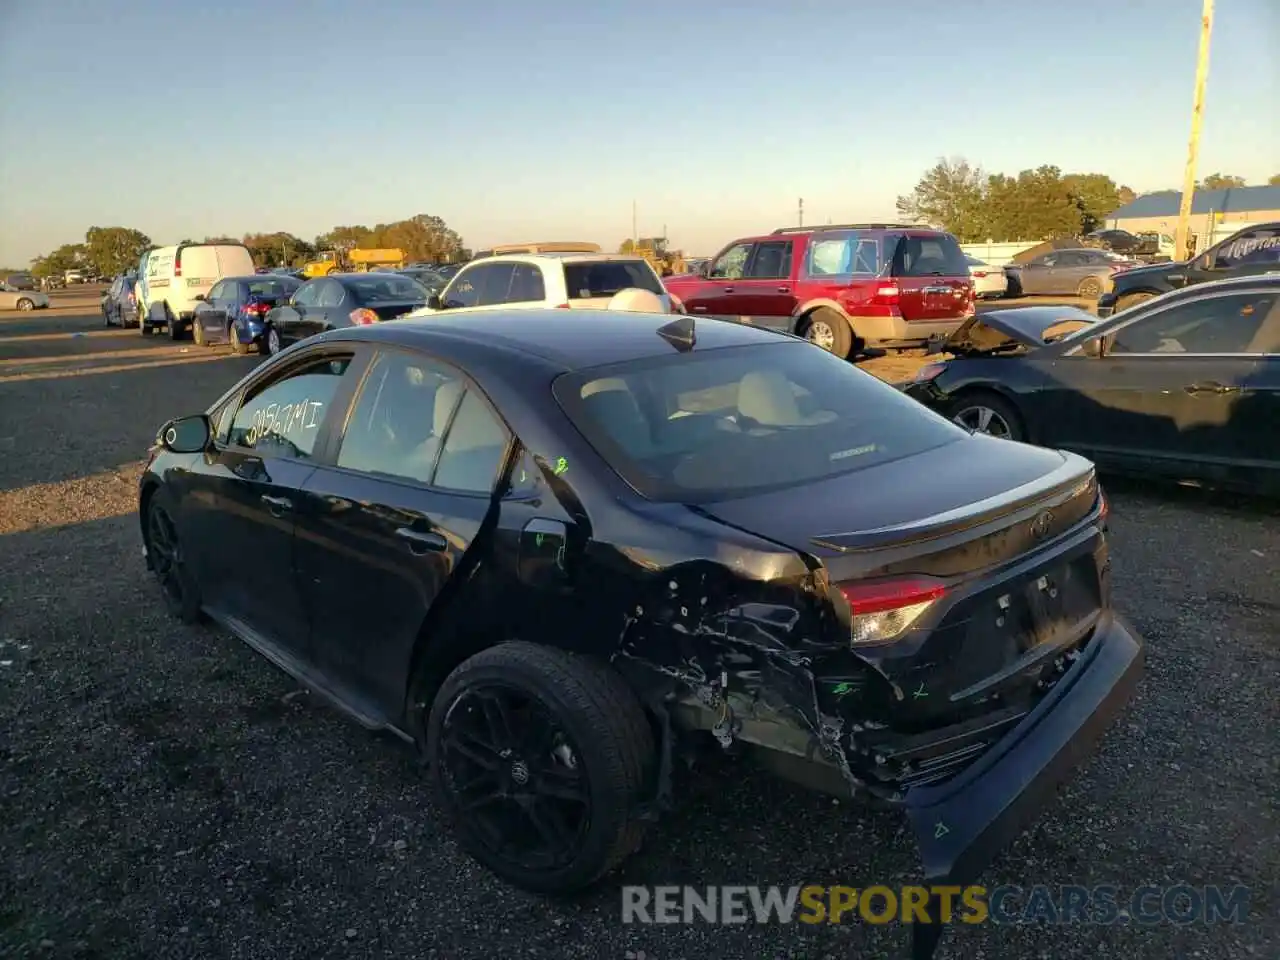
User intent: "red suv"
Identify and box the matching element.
[663,224,975,356]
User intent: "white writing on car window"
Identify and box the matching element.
[244,398,325,446]
[1221,235,1280,262]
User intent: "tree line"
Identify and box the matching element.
[19,214,469,280]
[896,159,1280,243]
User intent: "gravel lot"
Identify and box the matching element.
[1,300,1276,960]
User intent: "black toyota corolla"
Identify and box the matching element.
[139,310,1142,958]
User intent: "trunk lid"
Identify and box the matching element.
[888,232,974,323]
[696,434,1098,580]
[939,305,1099,356]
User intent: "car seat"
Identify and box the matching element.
[581,378,653,455]
[736,371,836,427]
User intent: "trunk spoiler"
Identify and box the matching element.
[811,453,1096,553]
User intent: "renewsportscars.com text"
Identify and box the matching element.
[621,884,1252,926]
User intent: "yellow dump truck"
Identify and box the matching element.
[301,248,406,278]
[630,237,687,277]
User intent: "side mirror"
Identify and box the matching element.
[192,294,207,302]
[699,262,711,278]
[1080,337,1104,359]
[426,293,443,310]
[159,414,211,454]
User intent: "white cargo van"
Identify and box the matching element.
[139,242,255,339]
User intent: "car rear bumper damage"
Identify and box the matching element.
[903,611,1142,957]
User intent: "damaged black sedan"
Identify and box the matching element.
[139,310,1142,956]
[903,275,1280,495]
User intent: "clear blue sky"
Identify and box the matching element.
[1,0,1276,266]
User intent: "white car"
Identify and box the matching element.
[403,253,674,318]
[965,255,1008,299]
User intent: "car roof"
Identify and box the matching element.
[462,253,653,266]
[328,309,794,370]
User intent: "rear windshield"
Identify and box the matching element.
[247,277,300,298]
[563,260,663,299]
[888,232,970,277]
[345,275,427,302]
[553,341,965,502]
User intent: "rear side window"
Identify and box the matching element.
[804,232,883,278]
[553,341,964,502]
[563,260,663,299]
[506,263,546,303]
[1214,228,1280,268]
[888,233,970,277]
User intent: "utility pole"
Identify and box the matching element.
[798,198,804,227]
[1175,0,1214,261]
[632,200,638,251]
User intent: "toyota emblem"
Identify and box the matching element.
[1030,510,1054,540]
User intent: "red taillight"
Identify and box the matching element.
[349,307,380,325]
[555,302,571,309]
[873,283,900,305]
[972,271,988,278]
[1098,487,1109,522]
[243,301,269,317]
[836,576,948,646]
[173,250,182,277]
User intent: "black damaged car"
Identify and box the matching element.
[902,276,1280,496]
[139,310,1142,958]
[1098,221,1280,316]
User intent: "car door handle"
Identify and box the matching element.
[1184,381,1240,396]
[776,286,790,293]
[723,286,735,293]
[395,527,448,553]
[260,494,293,515]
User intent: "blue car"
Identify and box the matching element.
[190,274,303,353]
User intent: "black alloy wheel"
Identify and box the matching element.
[427,642,655,894]
[145,497,201,623]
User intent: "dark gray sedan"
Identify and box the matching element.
[263,273,430,356]
[1006,248,1139,299]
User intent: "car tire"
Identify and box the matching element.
[266,326,281,356]
[947,390,1025,442]
[16,298,34,312]
[229,323,249,355]
[1077,277,1103,299]
[192,319,206,347]
[1116,291,1156,312]
[143,490,203,625]
[801,307,855,359]
[103,308,113,327]
[167,306,183,341]
[426,641,655,895]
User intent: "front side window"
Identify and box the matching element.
[1212,228,1280,268]
[1109,292,1278,355]
[563,259,663,299]
[227,356,352,459]
[553,341,964,503]
[207,281,227,301]
[336,351,463,484]
[708,243,752,280]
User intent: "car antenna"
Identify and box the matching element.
[657,315,696,351]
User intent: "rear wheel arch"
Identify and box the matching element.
[138,479,161,553]
[794,301,859,357]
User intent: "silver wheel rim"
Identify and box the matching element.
[806,320,835,352]
[954,405,1013,439]
[268,328,280,354]
[18,300,32,311]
